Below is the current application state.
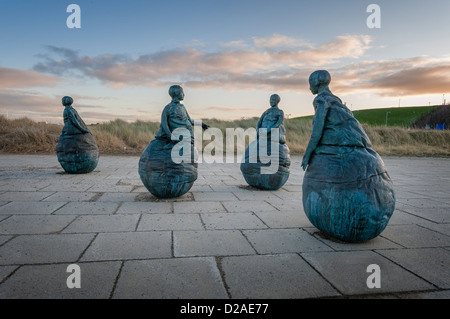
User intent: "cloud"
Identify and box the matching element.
[253,34,313,49]
[31,34,450,98]
[0,89,60,112]
[328,56,450,96]
[33,34,372,91]
[0,66,61,89]
[0,89,113,124]
[219,40,249,49]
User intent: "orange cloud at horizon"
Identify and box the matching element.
[0,66,61,89]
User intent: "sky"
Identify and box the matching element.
[0,0,449,124]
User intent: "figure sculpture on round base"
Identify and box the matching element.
[301,71,395,243]
[56,96,99,174]
[241,94,290,190]
[139,85,208,199]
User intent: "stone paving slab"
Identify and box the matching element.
[54,202,120,215]
[80,231,172,261]
[201,212,267,230]
[0,154,449,299]
[0,262,121,299]
[221,254,340,299]
[302,251,435,295]
[255,210,313,228]
[0,266,17,283]
[377,248,450,289]
[174,230,255,257]
[137,214,204,231]
[0,201,67,215]
[113,257,228,299]
[0,215,76,235]
[379,224,450,248]
[243,228,332,254]
[117,202,172,214]
[0,236,12,246]
[0,191,55,202]
[62,214,141,233]
[222,200,275,213]
[174,201,226,214]
[43,191,98,202]
[0,233,95,265]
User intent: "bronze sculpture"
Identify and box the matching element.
[302,71,396,242]
[241,94,290,190]
[56,96,99,174]
[139,85,207,198]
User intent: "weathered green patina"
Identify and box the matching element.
[241,94,290,190]
[139,85,207,198]
[302,71,395,242]
[56,96,99,174]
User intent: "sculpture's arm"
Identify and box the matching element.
[186,110,209,130]
[256,110,268,138]
[256,116,262,138]
[272,110,284,130]
[256,113,264,131]
[159,107,172,139]
[273,111,285,143]
[184,108,209,130]
[301,98,329,171]
[67,110,89,133]
[185,110,195,126]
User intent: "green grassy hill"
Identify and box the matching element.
[293,105,441,128]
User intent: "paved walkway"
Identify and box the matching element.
[0,154,448,299]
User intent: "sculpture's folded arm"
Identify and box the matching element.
[302,98,329,170]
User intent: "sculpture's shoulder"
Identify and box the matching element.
[263,107,284,119]
[160,103,171,119]
[259,108,270,121]
[63,106,74,117]
[272,106,284,117]
[314,92,342,106]
[167,102,187,119]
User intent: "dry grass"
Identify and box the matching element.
[0,116,61,154]
[1,115,449,157]
[90,119,159,154]
[362,124,450,157]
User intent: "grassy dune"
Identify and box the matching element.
[1,114,449,157]
[351,105,441,128]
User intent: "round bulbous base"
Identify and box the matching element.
[240,140,290,191]
[139,139,198,199]
[302,147,396,243]
[56,134,99,174]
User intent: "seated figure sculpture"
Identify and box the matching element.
[301,70,396,242]
[139,85,207,198]
[240,94,290,190]
[56,96,99,174]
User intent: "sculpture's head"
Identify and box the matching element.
[270,94,281,107]
[309,70,331,95]
[169,85,185,102]
[62,96,73,107]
